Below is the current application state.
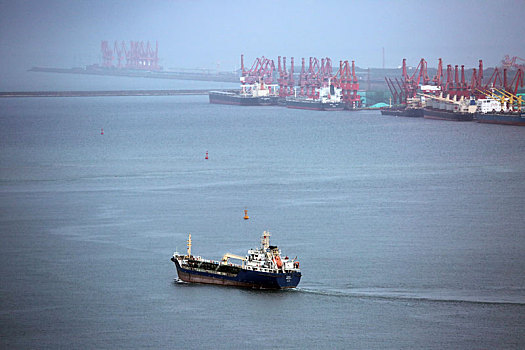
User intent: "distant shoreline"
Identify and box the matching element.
[0,89,232,98]
[29,66,240,83]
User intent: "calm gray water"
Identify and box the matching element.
[1,94,524,349]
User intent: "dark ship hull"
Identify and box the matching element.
[380,108,422,117]
[475,112,525,126]
[209,91,277,106]
[286,98,344,111]
[423,108,474,121]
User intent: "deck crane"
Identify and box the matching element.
[495,88,515,111]
[496,87,524,112]
[491,88,511,112]
[478,87,511,112]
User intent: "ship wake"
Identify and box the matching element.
[295,287,525,306]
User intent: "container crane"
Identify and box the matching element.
[401,58,430,100]
[100,40,159,70]
[507,68,524,95]
[101,41,113,68]
[484,67,503,90]
[385,77,400,105]
[277,56,295,97]
[432,58,443,87]
[502,55,525,70]
[332,60,361,109]
[241,56,276,85]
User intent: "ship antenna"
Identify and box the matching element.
[187,233,192,257]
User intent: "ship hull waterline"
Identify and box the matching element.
[209,91,278,106]
[381,108,423,117]
[285,99,345,111]
[475,113,525,126]
[423,108,474,122]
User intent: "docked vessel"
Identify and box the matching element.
[286,81,344,111]
[475,96,525,126]
[380,107,404,117]
[421,93,476,121]
[380,96,423,117]
[171,231,301,289]
[209,81,278,106]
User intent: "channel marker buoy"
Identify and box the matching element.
[243,209,249,220]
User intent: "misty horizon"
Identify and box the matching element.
[1,0,524,87]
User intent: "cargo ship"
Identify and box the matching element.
[421,93,476,121]
[171,231,301,289]
[475,96,525,126]
[286,81,344,111]
[380,107,404,116]
[380,96,423,117]
[209,80,278,106]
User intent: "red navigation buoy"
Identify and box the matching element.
[205,151,208,160]
[243,209,249,220]
[101,128,104,135]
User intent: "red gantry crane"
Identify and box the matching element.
[277,56,295,97]
[502,55,525,70]
[100,40,159,70]
[241,55,276,85]
[332,60,361,109]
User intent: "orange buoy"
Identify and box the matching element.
[243,209,249,220]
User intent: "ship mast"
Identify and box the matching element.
[187,234,192,257]
[261,231,270,250]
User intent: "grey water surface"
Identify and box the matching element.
[1,95,524,349]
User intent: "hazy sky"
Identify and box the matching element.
[1,0,524,73]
